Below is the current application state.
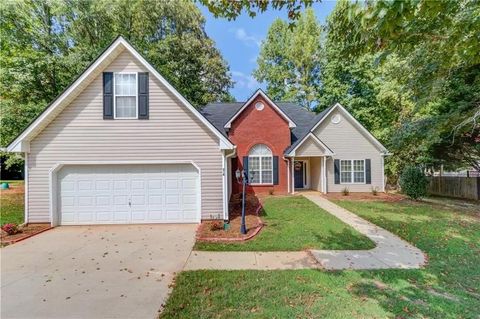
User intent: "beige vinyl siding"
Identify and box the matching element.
[313,110,384,192]
[27,49,223,222]
[310,157,322,191]
[295,136,327,157]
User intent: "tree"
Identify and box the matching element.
[323,0,480,175]
[254,8,322,109]
[0,0,233,152]
[199,0,316,21]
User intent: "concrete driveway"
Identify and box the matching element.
[1,224,196,319]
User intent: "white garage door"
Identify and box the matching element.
[58,164,199,225]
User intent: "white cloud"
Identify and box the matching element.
[231,71,260,90]
[233,28,261,47]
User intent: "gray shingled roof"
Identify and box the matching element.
[200,101,333,154]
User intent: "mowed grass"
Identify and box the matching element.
[194,195,375,251]
[0,180,24,225]
[162,199,480,319]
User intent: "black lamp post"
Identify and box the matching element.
[235,169,248,235]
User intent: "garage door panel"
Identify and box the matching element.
[58,164,199,225]
[96,212,113,222]
[95,196,111,206]
[95,180,111,191]
[114,180,128,191]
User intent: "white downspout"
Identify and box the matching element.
[223,148,237,220]
[381,154,386,192]
[24,153,29,224]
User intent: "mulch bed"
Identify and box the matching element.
[0,182,25,195]
[1,224,52,246]
[323,192,405,202]
[196,194,264,242]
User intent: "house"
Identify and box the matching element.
[7,36,389,226]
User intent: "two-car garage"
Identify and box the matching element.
[56,163,200,225]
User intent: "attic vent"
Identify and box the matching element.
[255,102,264,111]
[331,114,341,124]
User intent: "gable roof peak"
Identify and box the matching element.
[223,89,297,129]
[7,34,234,152]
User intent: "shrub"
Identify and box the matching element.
[1,223,19,235]
[371,187,379,196]
[399,166,428,200]
[341,187,350,196]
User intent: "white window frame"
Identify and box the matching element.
[248,144,273,185]
[340,159,366,184]
[113,72,138,119]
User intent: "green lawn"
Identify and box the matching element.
[161,199,480,319]
[0,180,24,225]
[195,195,375,251]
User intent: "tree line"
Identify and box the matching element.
[1,0,478,182]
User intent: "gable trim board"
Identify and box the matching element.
[7,36,234,153]
[224,89,297,129]
[286,133,335,157]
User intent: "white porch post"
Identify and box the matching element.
[291,156,295,194]
[322,156,327,194]
[286,157,290,194]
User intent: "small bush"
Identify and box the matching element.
[1,223,20,235]
[209,221,223,231]
[371,187,379,196]
[341,187,350,196]
[399,166,428,200]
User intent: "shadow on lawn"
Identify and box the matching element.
[312,227,375,250]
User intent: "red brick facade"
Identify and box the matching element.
[229,96,291,195]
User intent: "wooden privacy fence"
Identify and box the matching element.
[427,176,480,200]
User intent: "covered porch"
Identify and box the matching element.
[289,156,329,194]
[285,133,334,194]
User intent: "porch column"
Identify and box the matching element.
[291,156,295,194]
[322,156,327,194]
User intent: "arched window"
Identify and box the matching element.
[248,144,273,184]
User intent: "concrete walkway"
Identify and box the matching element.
[186,193,427,271]
[185,251,319,270]
[304,193,427,270]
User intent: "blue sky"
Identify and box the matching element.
[198,1,337,101]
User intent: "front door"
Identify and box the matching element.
[294,161,304,189]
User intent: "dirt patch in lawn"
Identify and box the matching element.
[1,223,52,246]
[323,192,405,202]
[196,194,263,241]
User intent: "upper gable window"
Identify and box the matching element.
[114,73,137,119]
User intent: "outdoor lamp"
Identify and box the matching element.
[235,169,241,183]
[234,168,247,235]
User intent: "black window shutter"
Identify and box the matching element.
[334,159,340,184]
[138,72,149,119]
[273,156,279,185]
[103,72,113,119]
[365,159,371,184]
[243,156,249,183]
